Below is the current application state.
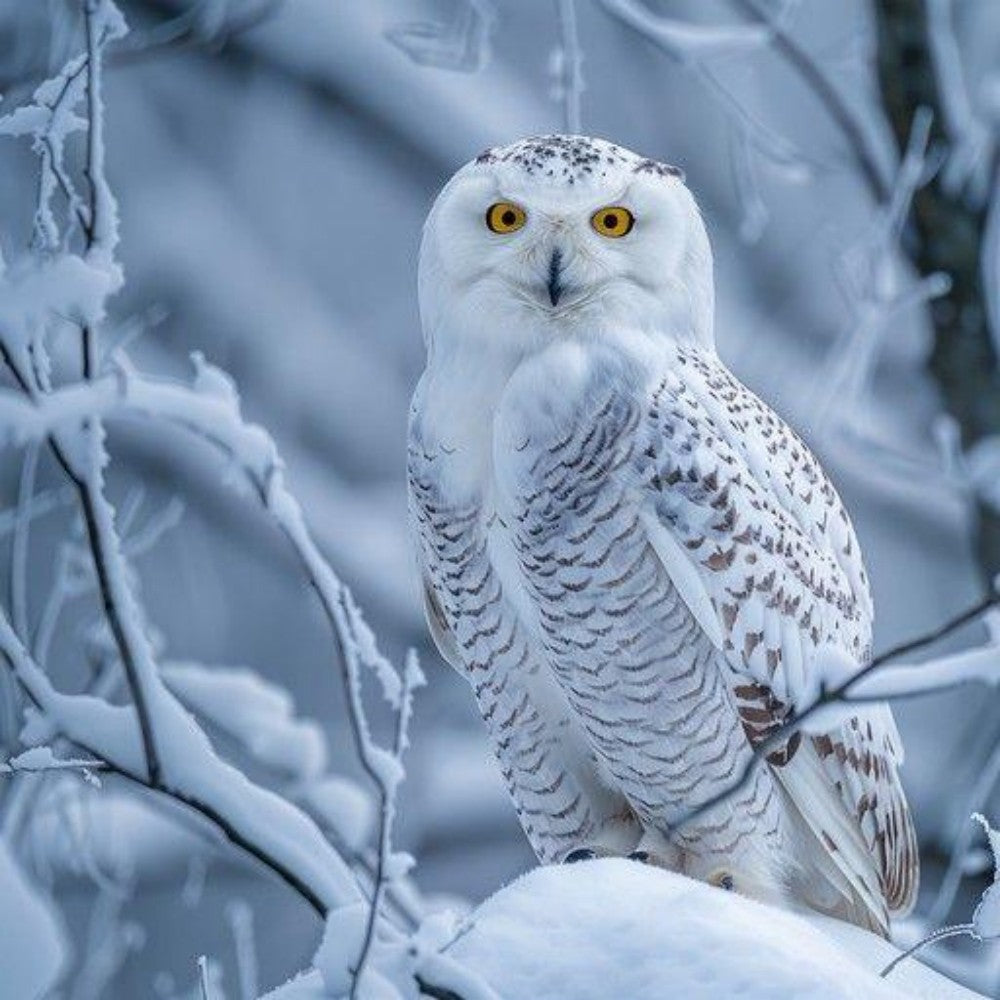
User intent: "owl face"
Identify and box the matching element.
[419,136,714,356]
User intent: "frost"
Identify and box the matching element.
[313,902,369,996]
[972,814,1000,939]
[162,662,328,781]
[191,350,241,408]
[384,852,416,881]
[1,744,104,785]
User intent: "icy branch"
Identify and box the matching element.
[0,746,106,778]
[349,651,424,998]
[0,599,365,916]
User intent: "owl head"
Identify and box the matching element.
[418,135,714,358]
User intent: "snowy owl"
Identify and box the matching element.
[407,135,918,934]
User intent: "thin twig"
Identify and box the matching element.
[881,922,976,978]
[64,0,163,786]
[928,741,1000,927]
[672,590,1000,834]
[0,605,330,916]
[351,653,421,998]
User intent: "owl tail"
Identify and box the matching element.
[775,746,891,938]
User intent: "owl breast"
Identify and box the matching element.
[490,340,786,866]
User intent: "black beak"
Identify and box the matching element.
[547,248,564,307]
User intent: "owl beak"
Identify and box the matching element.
[546,248,564,307]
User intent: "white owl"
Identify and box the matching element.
[408,135,918,934]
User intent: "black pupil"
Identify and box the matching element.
[501,209,516,226]
[604,213,619,229]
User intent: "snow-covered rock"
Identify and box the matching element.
[263,860,984,1000]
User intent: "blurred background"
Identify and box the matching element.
[2,0,1000,996]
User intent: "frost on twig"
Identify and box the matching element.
[0,746,105,785]
[972,813,1000,939]
[882,812,1000,978]
[346,650,424,999]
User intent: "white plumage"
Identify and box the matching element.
[408,135,918,934]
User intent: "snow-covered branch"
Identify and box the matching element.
[0,9,495,999]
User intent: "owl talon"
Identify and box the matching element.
[628,850,650,863]
[563,848,597,864]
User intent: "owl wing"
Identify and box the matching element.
[639,348,917,927]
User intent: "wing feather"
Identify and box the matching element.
[641,346,917,922]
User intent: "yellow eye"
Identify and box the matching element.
[591,205,635,238]
[486,202,527,234]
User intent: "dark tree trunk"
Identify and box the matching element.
[874,0,1000,580]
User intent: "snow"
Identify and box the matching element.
[847,644,1000,701]
[162,662,327,781]
[263,861,983,1000]
[972,814,1000,938]
[0,842,67,1000]
[299,778,375,854]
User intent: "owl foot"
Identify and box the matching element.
[563,848,598,864]
[708,870,736,892]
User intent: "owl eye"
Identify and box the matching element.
[486,202,527,234]
[591,205,634,238]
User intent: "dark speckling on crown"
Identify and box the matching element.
[474,135,684,185]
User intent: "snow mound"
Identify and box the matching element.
[263,860,984,999]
